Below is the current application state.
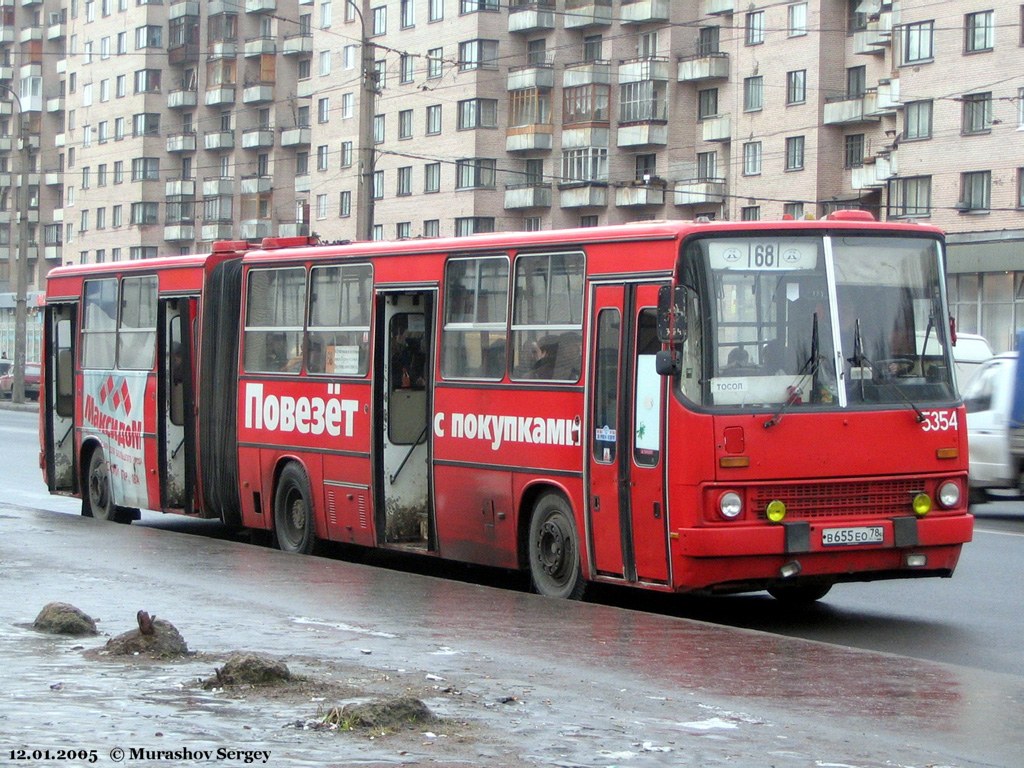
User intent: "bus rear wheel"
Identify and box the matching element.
[274,463,317,555]
[83,447,133,524]
[528,493,585,600]
[767,582,832,604]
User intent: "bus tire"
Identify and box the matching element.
[82,447,133,524]
[274,463,317,555]
[528,493,586,600]
[767,582,832,604]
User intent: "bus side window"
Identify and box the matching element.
[55,318,74,418]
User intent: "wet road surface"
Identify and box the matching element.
[2,505,1021,767]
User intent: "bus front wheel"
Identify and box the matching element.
[83,447,133,524]
[274,463,317,555]
[528,493,586,600]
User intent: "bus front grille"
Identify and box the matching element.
[750,479,925,520]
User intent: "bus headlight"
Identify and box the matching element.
[937,481,961,509]
[912,493,932,517]
[719,492,743,520]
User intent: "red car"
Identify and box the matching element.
[0,362,40,401]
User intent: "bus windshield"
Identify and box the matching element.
[676,233,956,411]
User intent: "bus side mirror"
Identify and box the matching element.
[655,350,679,376]
[657,285,687,344]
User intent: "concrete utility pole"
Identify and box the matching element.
[1,84,30,404]
[349,0,377,242]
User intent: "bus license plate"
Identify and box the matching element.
[821,526,884,546]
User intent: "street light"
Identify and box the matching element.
[346,0,376,241]
[0,83,30,405]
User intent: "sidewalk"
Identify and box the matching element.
[2,505,1020,767]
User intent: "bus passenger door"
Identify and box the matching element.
[587,284,669,584]
[375,290,435,550]
[158,298,195,511]
[43,303,77,494]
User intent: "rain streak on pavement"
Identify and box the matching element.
[1,505,1022,768]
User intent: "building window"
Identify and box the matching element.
[456,158,497,189]
[130,157,159,181]
[458,98,498,129]
[745,11,765,45]
[965,10,994,52]
[844,134,865,168]
[903,21,934,63]
[784,202,804,219]
[460,0,498,12]
[130,202,159,224]
[788,3,807,36]
[318,97,330,123]
[424,219,440,237]
[619,81,666,122]
[425,162,441,192]
[697,88,718,119]
[133,69,161,93]
[427,47,443,79]
[454,217,495,236]
[458,39,498,70]
[741,206,761,221]
[340,141,353,167]
[563,84,610,123]
[524,217,542,232]
[846,66,866,99]
[962,92,992,134]
[341,93,353,119]
[372,5,387,35]
[583,34,603,61]
[742,142,762,175]
[372,170,384,200]
[426,104,442,134]
[960,171,991,211]
[510,89,551,127]
[340,190,351,217]
[905,100,933,140]
[785,136,805,171]
[401,0,415,28]
[786,70,806,105]
[374,115,385,144]
[743,76,763,111]
[317,145,329,171]
[580,215,598,227]
[561,147,608,183]
[697,151,717,180]
[399,109,413,139]
[397,166,412,196]
[888,176,931,218]
[316,194,328,219]
[697,26,719,56]
[400,54,414,83]
[428,0,443,22]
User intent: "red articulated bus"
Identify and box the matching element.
[40,215,973,602]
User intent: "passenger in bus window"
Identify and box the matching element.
[392,318,425,388]
[725,346,750,370]
[530,335,559,379]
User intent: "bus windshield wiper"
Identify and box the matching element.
[764,313,819,429]
[847,320,926,423]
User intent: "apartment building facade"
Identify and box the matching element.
[0,0,1022,358]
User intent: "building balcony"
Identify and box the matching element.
[280,127,311,147]
[164,224,196,242]
[823,93,880,125]
[205,86,236,106]
[509,3,555,33]
[854,11,893,54]
[295,174,311,193]
[0,27,12,45]
[240,175,272,195]
[204,131,235,151]
[55,58,66,74]
[617,121,668,147]
[169,1,200,19]
[46,21,66,40]
[615,183,666,207]
[240,219,273,239]
[558,182,608,208]
[851,152,898,189]
[508,64,554,91]
[202,223,234,241]
[53,133,65,147]
[620,0,669,24]
[283,33,313,55]
[166,178,196,196]
[241,128,275,149]
[618,57,670,84]
[0,65,12,80]
[244,36,277,57]
[677,52,729,82]
[704,0,734,14]
[208,41,238,59]
[166,132,197,153]
[168,88,198,109]
[563,60,611,87]
[563,0,612,28]
[203,177,234,196]
[168,43,200,66]
[245,0,276,12]
[701,113,731,142]
[506,123,554,152]
[278,221,310,237]
[45,96,63,112]
[872,79,901,114]
[562,125,610,149]
[504,183,552,209]
[243,83,274,104]
[22,0,44,5]
[44,170,62,186]
[19,27,42,44]
[674,177,726,206]
[44,245,62,261]
[297,78,315,98]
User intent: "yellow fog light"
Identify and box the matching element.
[766,500,787,523]
[912,493,932,517]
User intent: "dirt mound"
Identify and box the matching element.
[105,618,189,658]
[202,653,291,689]
[33,602,98,636]
[322,696,436,732]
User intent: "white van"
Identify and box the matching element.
[963,352,1020,502]
[951,332,995,388]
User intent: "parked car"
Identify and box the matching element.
[963,352,1020,502]
[0,362,40,401]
